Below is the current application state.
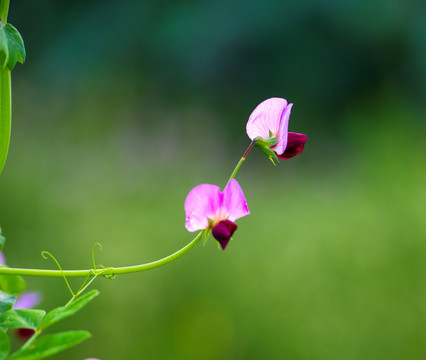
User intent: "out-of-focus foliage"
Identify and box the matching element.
[11,0,426,136]
[1,0,425,359]
[0,286,98,359]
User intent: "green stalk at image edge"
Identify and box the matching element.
[0,0,11,175]
[0,66,11,175]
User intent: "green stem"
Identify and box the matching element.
[0,67,11,175]
[0,132,257,278]
[0,231,205,277]
[0,0,10,23]
[227,138,257,184]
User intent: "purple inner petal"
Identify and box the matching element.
[15,328,35,341]
[277,132,307,159]
[212,220,238,250]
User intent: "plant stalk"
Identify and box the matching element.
[227,138,257,185]
[0,0,10,23]
[0,67,11,175]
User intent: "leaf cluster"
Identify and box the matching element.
[0,289,98,360]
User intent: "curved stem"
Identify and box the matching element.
[227,139,256,185]
[0,231,205,277]
[0,131,256,278]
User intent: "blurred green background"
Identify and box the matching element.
[1,0,426,359]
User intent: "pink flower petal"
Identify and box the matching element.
[277,132,307,159]
[185,184,221,232]
[246,98,292,155]
[222,179,250,222]
[274,103,292,155]
[0,251,5,264]
[13,291,41,310]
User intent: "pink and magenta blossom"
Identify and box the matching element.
[185,179,250,250]
[13,291,41,340]
[246,97,307,159]
[13,290,42,341]
[0,251,42,341]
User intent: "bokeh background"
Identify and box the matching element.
[1,0,425,359]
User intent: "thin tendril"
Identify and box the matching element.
[70,271,103,305]
[103,272,116,280]
[41,251,74,297]
[90,243,115,278]
[75,275,91,296]
[92,242,102,270]
[66,244,112,305]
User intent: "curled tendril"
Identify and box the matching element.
[89,243,115,279]
[41,251,75,297]
[91,264,116,279]
[91,242,102,271]
[89,243,116,279]
[103,272,116,280]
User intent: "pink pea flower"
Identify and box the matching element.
[13,291,42,341]
[0,251,42,341]
[185,179,250,250]
[246,97,307,160]
[12,291,42,341]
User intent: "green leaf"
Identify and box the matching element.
[0,274,26,295]
[0,328,11,360]
[0,228,5,251]
[9,330,91,360]
[0,309,45,330]
[0,290,15,315]
[39,289,99,331]
[0,22,25,70]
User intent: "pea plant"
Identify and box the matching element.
[0,2,307,359]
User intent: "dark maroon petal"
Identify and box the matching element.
[15,328,35,341]
[212,220,238,250]
[277,132,307,159]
